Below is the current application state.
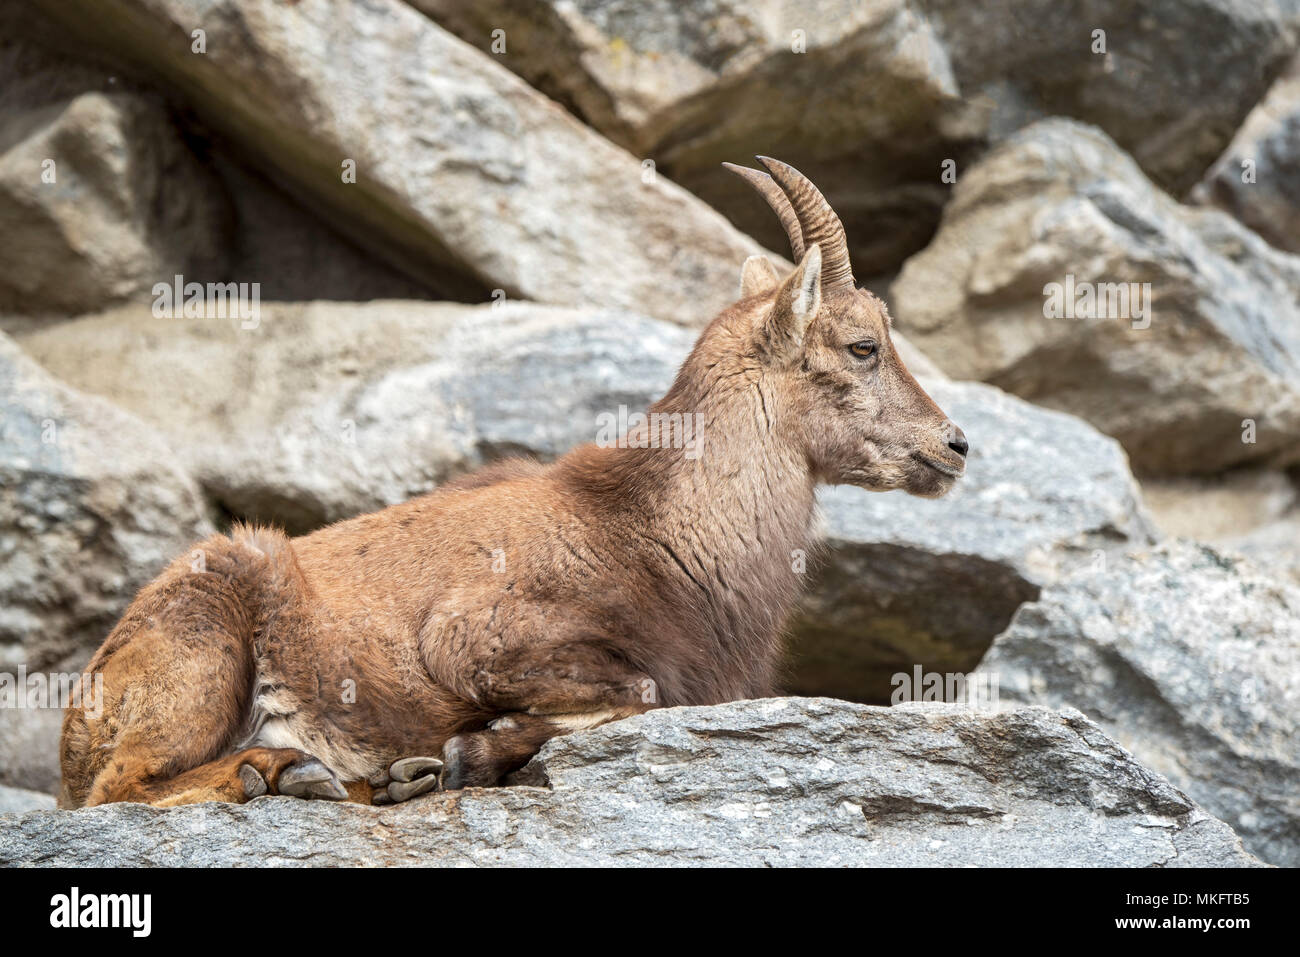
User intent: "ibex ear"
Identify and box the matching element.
[739,254,780,299]
[755,243,821,360]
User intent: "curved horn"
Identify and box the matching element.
[755,156,855,291]
[721,162,805,261]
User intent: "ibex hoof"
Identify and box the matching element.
[277,757,348,800]
[238,763,268,799]
[370,756,444,805]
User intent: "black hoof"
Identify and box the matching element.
[277,757,347,800]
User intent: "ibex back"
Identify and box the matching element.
[59,159,968,808]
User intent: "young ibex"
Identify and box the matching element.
[59,159,967,808]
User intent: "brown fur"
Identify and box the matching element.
[59,183,966,809]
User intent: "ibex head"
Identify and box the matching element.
[724,157,967,497]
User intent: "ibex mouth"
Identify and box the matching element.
[913,453,964,478]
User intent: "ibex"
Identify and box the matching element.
[59,159,968,808]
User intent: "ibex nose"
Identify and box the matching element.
[947,423,969,458]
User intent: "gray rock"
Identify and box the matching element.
[923,0,1297,195]
[0,698,1263,866]
[1193,54,1300,254]
[0,89,228,317]
[18,301,697,532]
[0,707,62,794]
[0,18,439,326]
[28,0,774,324]
[893,118,1300,476]
[0,783,56,815]
[0,332,212,677]
[420,0,1295,275]
[976,541,1300,866]
[793,379,1156,701]
[205,155,435,305]
[1140,469,1300,583]
[417,0,977,276]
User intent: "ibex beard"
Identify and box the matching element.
[58,158,968,809]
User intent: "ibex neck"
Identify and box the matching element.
[571,379,817,696]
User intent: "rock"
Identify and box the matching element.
[206,155,435,304]
[417,0,978,277]
[1140,469,1300,583]
[1219,513,1300,585]
[790,379,1156,701]
[0,332,213,793]
[923,0,1297,195]
[1140,469,1299,541]
[0,332,213,674]
[976,541,1300,867]
[0,707,62,794]
[0,89,228,317]
[1193,53,1300,253]
[28,0,773,324]
[0,784,56,815]
[0,698,1263,866]
[0,17,438,324]
[420,0,1295,275]
[893,118,1300,476]
[18,300,698,533]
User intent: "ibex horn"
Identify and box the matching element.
[754,156,855,292]
[721,162,805,262]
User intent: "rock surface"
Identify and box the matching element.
[922,0,1296,194]
[0,784,57,815]
[976,541,1300,867]
[1193,54,1300,254]
[893,119,1300,476]
[0,698,1264,866]
[1139,469,1300,582]
[29,0,774,323]
[19,301,698,532]
[0,707,62,795]
[791,379,1155,701]
[421,0,1297,274]
[0,333,212,682]
[418,0,977,276]
[0,89,228,317]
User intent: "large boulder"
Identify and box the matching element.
[417,0,978,276]
[1140,469,1300,583]
[0,784,56,815]
[0,333,213,791]
[792,379,1155,701]
[922,0,1296,194]
[0,16,438,323]
[1192,55,1300,254]
[0,89,228,318]
[0,698,1263,866]
[27,0,774,324]
[893,118,1300,476]
[19,301,699,533]
[976,541,1300,867]
[419,0,1296,275]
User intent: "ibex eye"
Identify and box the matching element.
[849,340,877,359]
